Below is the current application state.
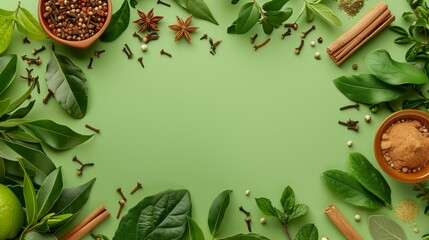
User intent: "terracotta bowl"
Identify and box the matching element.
[38,0,112,49]
[374,109,429,183]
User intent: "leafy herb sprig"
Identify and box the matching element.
[413,181,429,214]
[255,186,318,240]
[0,3,47,54]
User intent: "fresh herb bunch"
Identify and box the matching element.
[390,0,429,75]
[255,186,318,240]
[333,49,429,112]
[413,181,429,214]
[0,3,47,54]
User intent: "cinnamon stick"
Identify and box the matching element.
[61,205,110,240]
[324,204,363,240]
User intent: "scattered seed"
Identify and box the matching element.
[259,217,266,224]
[317,37,323,43]
[321,237,329,240]
[354,214,361,222]
[352,63,358,70]
[395,200,419,223]
[364,115,371,123]
[245,189,250,196]
[141,44,148,52]
[347,140,353,147]
[310,41,316,47]
[314,51,321,60]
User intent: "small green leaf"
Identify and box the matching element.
[36,167,63,220]
[349,152,392,209]
[234,2,260,34]
[4,129,40,143]
[403,99,428,109]
[368,215,406,240]
[208,190,232,236]
[0,16,14,54]
[0,118,31,128]
[306,3,341,26]
[173,0,218,25]
[261,19,274,34]
[17,7,47,41]
[394,36,412,44]
[0,99,11,118]
[402,12,414,18]
[128,0,138,8]
[8,100,35,119]
[100,0,130,42]
[390,26,410,36]
[24,120,92,150]
[294,223,318,240]
[255,197,277,216]
[333,74,406,104]
[280,186,295,215]
[7,80,36,113]
[289,204,308,221]
[186,216,205,240]
[265,9,293,28]
[406,42,421,62]
[46,51,88,119]
[18,158,38,225]
[364,49,429,85]
[46,213,74,231]
[262,0,289,12]
[0,54,17,95]
[218,233,271,240]
[231,0,240,4]
[321,170,384,209]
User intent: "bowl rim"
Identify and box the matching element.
[374,109,429,183]
[38,0,112,49]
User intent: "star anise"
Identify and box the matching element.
[168,15,199,43]
[133,8,163,32]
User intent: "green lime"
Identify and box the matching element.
[0,184,24,240]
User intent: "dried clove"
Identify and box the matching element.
[245,217,252,232]
[124,43,133,59]
[20,68,34,86]
[211,39,222,54]
[339,103,360,111]
[87,57,94,69]
[317,37,323,43]
[160,49,172,58]
[284,22,298,30]
[85,124,100,133]
[157,0,171,7]
[281,28,291,39]
[133,32,144,42]
[200,34,208,40]
[144,34,160,43]
[94,50,106,58]
[253,38,271,51]
[27,57,42,66]
[137,57,145,68]
[117,199,125,219]
[23,37,31,44]
[43,91,53,104]
[294,39,304,55]
[239,206,250,216]
[36,77,40,94]
[116,188,127,202]
[32,45,46,55]
[301,25,316,38]
[72,156,94,176]
[130,182,143,194]
[250,34,258,44]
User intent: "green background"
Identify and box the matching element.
[1,0,424,239]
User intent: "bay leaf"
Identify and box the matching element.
[16,7,47,41]
[173,0,218,25]
[100,0,130,42]
[7,80,36,113]
[0,99,11,118]
[4,129,41,143]
[368,215,406,240]
[0,54,17,95]
[36,167,63,220]
[8,100,35,119]
[18,158,38,225]
[46,51,88,119]
[0,16,14,54]
[306,2,341,26]
[208,189,232,236]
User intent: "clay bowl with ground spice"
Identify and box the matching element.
[374,109,429,183]
[38,0,112,49]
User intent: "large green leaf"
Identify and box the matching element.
[0,54,17,95]
[100,0,130,42]
[294,223,318,240]
[364,49,429,85]
[172,0,218,25]
[321,170,384,209]
[9,100,35,119]
[265,9,293,28]
[234,2,260,34]
[255,197,277,216]
[36,167,63,220]
[50,178,96,215]
[0,16,14,54]
[45,51,88,119]
[218,233,271,240]
[280,186,295,215]
[24,120,92,150]
[368,215,406,240]
[306,2,341,26]
[333,74,406,104]
[16,7,47,41]
[208,190,232,236]
[186,216,205,240]
[113,189,191,240]
[18,158,38,225]
[349,152,391,209]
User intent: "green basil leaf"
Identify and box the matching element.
[368,215,406,240]
[113,189,191,240]
[186,216,205,240]
[280,186,295,215]
[50,178,96,215]
[294,223,318,240]
[333,74,406,104]
[0,54,17,95]
[265,9,293,28]
[403,99,428,109]
[0,118,31,128]
[24,120,92,150]
[173,0,218,25]
[255,197,277,216]
[208,189,232,236]
[234,2,260,34]
[36,167,63,220]
[306,3,341,26]
[321,170,384,209]
[18,158,38,225]
[46,51,88,119]
[100,0,130,42]
[17,8,47,41]
[4,128,40,143]
[128,0,138,8]
[8,100,35,119]
[390,26,410,36]
[0,16,14,54]
[7,80,36,113]
[305,4,314,22]
[349,152,392,209]
[262,0,289,12]
[289,204,308,221]
[364,49,429,85]
[23,231,58,240]
[406,42,421,62]
[394,36,412,44]
[218,233,271,240]
[0,99,11,118]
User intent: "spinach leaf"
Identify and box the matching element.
[218,233,271,240]
[349,152,391,209]
[186,216,205,240]
[0,16,14,54]
[208,190,232,237]
[36,167,63,220]
[368,215,406,240]
[306,2,341,26]
[333,74,406,104]
[16,7,47,41]
[100,0,130,42]
[172,0,218,25]
[46,51,88,119]
[321,170,384,209]
[18,158,38,225]
[24,120,92,150]
[294,223,318,240]
[364,49,429,85]
[0,54,17,95]
[113,189,191,240]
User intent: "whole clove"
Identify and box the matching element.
[94,50,106,58]
[281,29,291,39]
[87,57,94,69]
[32,45,46,55]
[85,124,100,133]
[253,38,271,51]
[250,34,258,44]
[43,91,53,104]
[160,49,172,58]
[137,57,144,68]
[23,37,31,44]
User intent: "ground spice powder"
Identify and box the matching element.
[381,120,429,172]
[395,200,419,223]
[337,0,365,17]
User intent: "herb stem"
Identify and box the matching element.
[284,225,292,240]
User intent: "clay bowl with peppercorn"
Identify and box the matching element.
[38,0,112,49]
[374,109,429,183]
